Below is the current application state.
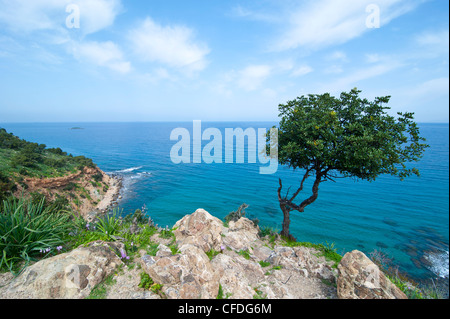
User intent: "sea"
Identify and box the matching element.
[1,122,448,287]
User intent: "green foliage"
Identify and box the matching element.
[217,284,232,299]
[86,274,116,299]
[259,261,271,268]
[0,172,16,203]
[123,208,148,224]
[270,89,429,237]
[216,284,224,299]
[63,182,77,192]
[275,88,429,181]
[272,265,282,271]
[92,172,103,182]
[224,203,249,223]
[237,249,251,260]
[281,239,342,267]
[224,203,260,227]
[138,272,154,290]
[253,287,267,299]
[206,248,221,260]
[259,226,280,244]
[0,197,72,273]
[169,243,180,255]
[159,227,175,240]
[138,272,163,294]
[369,250,442,299]
[95,209,122,238]
[0,128,98,181]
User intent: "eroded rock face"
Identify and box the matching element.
[0,209,348,300]
[140,209,339,299]
[140,244,220,299]
[0,241,123,299]
[337,250,407,299]
[173,209,225,252]
[223,218,260,251]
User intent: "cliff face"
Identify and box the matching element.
[13,166,120,220]
[0,209,407,300]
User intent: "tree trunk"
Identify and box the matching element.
[279,204,296,241]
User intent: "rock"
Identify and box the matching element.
[140,244,220,299]
[173,209,225,252]
[0,241,123,299]
[337,250,408,299]
[223,218,260,251]
[211,254,260,299]
[156,244,173,257]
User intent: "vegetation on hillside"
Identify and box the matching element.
[0,128,94,177]
[0,127,100,203]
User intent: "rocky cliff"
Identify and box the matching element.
[0,209,407,300]
[13,166,121,220]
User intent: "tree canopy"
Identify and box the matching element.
[272,88,429,239]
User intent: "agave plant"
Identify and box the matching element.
[0,197,72,273]
[95,209,122,238]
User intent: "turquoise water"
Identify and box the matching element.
[1,122,448,282]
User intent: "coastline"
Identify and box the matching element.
[84,170,123,222]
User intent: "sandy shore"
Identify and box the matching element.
[96,173,122,212]
[83,170,123,222]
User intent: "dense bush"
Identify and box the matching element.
[0,172,17,203]
[1,128,97,173]
[0,197,73,273]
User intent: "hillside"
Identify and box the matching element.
[0,128,120,218]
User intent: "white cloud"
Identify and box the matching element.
[291,65,314,77]
[390,77,449,121]
[416,29,449,47]
[319,60,402,93]
[71,41,131,74]
[237,64,272,91]
[327,51,348,62]
[405,77,449,99]
[274,0,422,51]
[414,29,449,58]
[0,0,122,36]
[129,17,210,73]
[231,5,279,23]
[76,0,122,35]
[366,53,382,63]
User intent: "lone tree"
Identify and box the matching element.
[271,88,429,240]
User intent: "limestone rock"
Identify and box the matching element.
[223,218,260,251]
[211,254,260,299]
[0,241,123,299]
[140,244,220,299]
[337,250,407,299]
[173,209,225,252]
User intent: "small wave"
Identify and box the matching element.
[424,250,449,278]
[115,166,143,174]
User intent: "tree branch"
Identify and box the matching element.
[289,167,312,202]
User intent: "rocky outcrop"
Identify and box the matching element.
[173,209,225,252]
[14,166,121,221]
[0,209,408,300]
[141,244,220,299]
[0,241,124,299]
[140,209,339,299]
[337,250,407,299]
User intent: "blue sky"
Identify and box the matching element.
[0,0,448,123]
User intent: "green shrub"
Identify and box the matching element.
[0,197,72,273]
[224,203,249,223]
[206,248,221,260]
[96,209,122,238]
[237,249,251,260]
